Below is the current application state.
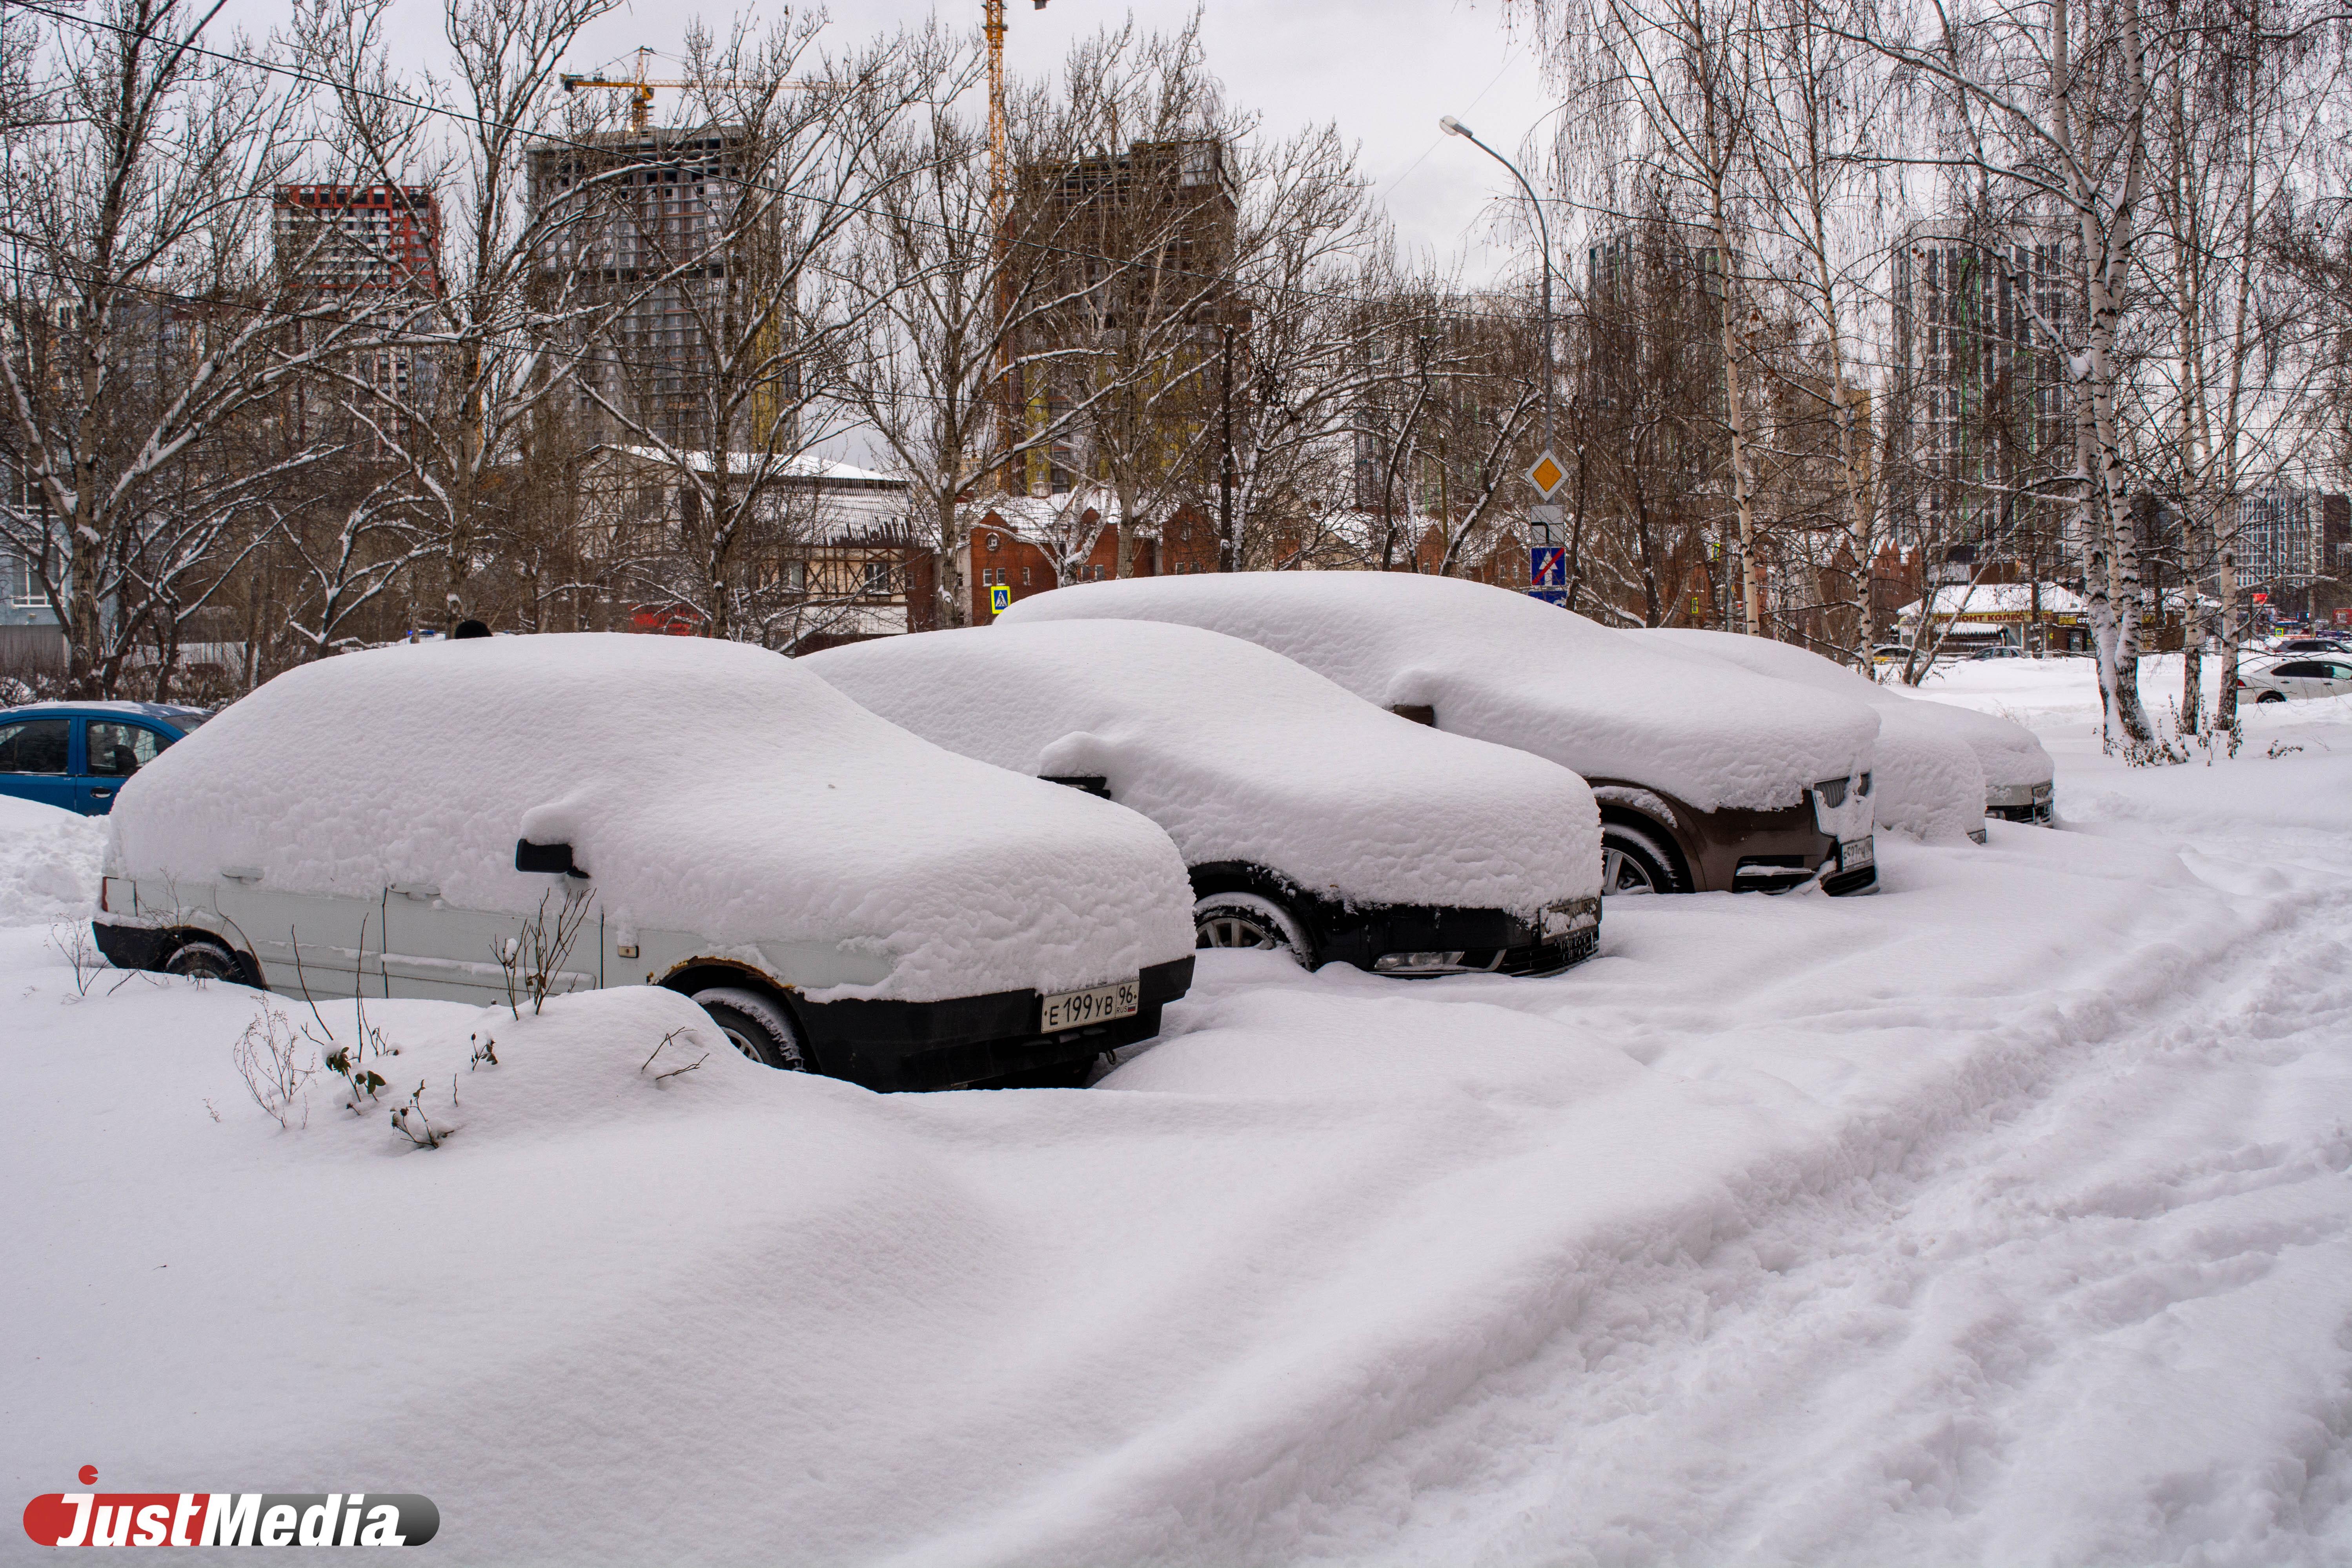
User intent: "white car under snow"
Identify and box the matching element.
[92,634,1198,1089]
[1000,574,1881,899]
[806,620,1604,976]
[1634,629,2057,830]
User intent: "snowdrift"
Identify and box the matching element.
[0,794,105,923]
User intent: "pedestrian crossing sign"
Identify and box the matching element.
[989,584,1012,616]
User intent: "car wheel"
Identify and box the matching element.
[692,985,811,1071]
[1602,823,1681,896]
[2256,690,2286,703]
[164,938,244,982]
[1192,892,1313,966]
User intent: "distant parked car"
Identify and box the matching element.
[2237,658,2352,703]
[806,620,1604,975]
[1000,573,1882,898]
[0,701,209,815]
[1972,645,2025,660]
[2267,637,2351,656]
[1634,630,2058,830]
[93,635,1198,1090]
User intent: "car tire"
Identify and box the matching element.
[164,938,245,982]
[692,985,811,1071]
[1193,892,1314,966]
[2256,690,2286,703]
[1602,823,1682,896]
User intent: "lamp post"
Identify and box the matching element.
[1440,115,1553,464]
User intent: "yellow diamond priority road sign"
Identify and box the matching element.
[1525,450,1567,498]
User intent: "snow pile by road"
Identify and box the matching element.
[104,634,1194,1002]
[0,794,106,923]
[807,620,1602,914]
[1001,573,1879,812]
[7,654,2350,1566]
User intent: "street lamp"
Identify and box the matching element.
[1440,115,1553,464]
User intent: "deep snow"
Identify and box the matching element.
[5,655,2351,1566]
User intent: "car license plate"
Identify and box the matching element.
[1041,978,1140,1033]
[1841,836,1875,871]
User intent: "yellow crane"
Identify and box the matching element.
[985,1,1052,225]
[560,49,807,134]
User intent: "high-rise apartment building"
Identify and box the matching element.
[1887,223,2071,564]
[530,127,786,449]
[271,184,444,419]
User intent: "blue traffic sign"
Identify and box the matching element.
[1530,546,1564,586]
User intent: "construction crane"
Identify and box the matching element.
[984,1,1051,226]
[560,49,805,134]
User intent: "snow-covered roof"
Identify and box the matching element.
[805,620,1601,913]
[999,572,1880,813]
[105,634,1192,1003]
[1,699,208,722]
[608,446,908,489]
[965,492,1127,550]
[1900,584,2088,619]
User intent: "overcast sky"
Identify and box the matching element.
[232,0,1565,282]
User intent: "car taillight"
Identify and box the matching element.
[98,877,107,912]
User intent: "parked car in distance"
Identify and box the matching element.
[1972,645,2025,660]
[806,619,1603,975]
[0,702,208,815]
[2237,657,2352,703]
[2266,637,2351,656]
[1627,630,2051,832]
[93,635,1198,1090]
[1000,573,1882,898]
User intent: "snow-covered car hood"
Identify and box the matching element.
[1636,629,2054,791]
[1000,574,1878,813]
[805,621,1602,915]
[104,635,1195,1003]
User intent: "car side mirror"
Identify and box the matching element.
[1042,774,1111,798]
[515,838,586,878]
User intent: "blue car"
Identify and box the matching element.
[0,702,209,814]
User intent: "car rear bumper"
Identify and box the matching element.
[799,954,1196,1091]
[1321,895,1602,978]
[1986,781,2055,825]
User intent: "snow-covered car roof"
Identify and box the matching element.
[999,574,1878,813]
[103,635,1194,1003]
[1635,630,2055,792]
[1,700,208,725]
[1629,630,1987,842]
[805,621,1602,914]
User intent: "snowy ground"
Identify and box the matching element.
[6,661,2352,1566]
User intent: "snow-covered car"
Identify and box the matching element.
[2236,656,2352,703]
[91,635,1198,1090]
[1631,629,2056,833]
[999,574,1882,898]
[805,620,1604,975]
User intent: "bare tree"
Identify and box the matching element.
[0,0,382,696]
